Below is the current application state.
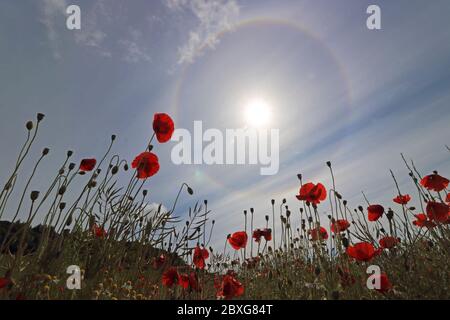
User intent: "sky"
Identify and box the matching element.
[0,0,450,252]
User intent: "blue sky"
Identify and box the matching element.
[0,0,450,250]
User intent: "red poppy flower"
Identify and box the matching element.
[413,213,436,229]
[0,277,10,289]
[178,273,190,289]
[228,231,248,250]
[308,226,328,241]
[131,152,160,179]
[261,228,272,241]
[162,267,179,287]
[296,182,327,204]
[152,254,166,270]
[373,273,392,293]
[217,275,244,300]
[153,113,175,143]
[379,236,399,249]
[420,174,449,192]
[193,246,209,270]
[93,224,107,238]
[426,201,450,223]
[79,158,97,172]
[252,229,263,243]
[368,205,384,222]
[393,194,411,205]
[331,219,350,233]
[346,242,379,262]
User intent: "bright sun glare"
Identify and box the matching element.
[244,98,272,128]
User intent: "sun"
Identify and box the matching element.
[244,98,272,128]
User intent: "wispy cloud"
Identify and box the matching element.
[165,0,240,64]
[119,29,151,63]
[40,0,67,59]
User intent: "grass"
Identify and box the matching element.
[0,113,449,300]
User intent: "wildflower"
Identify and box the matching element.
[152,254,166,270]
[162,267,179,287]
[131,152,160,179]
[393,194,411,205]
[228,231,248,250]
[346,242,380,262]
[153,113,175,143]
[420,174,449,192]
[217,275,244,300]
[379,236,399,249]
[331,219,350,233]
[296,182,327,204]
[0,278,10,289]
[192,246,209,270]
[426,201,450,223]
[252,229,263,242]
[368,205,384,222]
[93,224,107,238]
[79,158,97,172]
[261,228,272,241]
[178,272,200,291]
[413,213,436,228]
[308,227,328,241]
[373,273,392,293]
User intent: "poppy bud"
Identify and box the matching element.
[212,220,215,224]
[386,209,394,220]
[227,234,231,239]
[79,171,86,176]
[187,186,194,195]
[58,186,66,195]
[327,215,332,220]
[282,198,286,204]
[358,206,363,212]
[297,174,302,181]
[88,180,97,188]
[143,190,148,196]
[111,135,116,141]
[26,121,33,131]
[286,210,291,217]
[37,113,45,122]
[335,192,342,199]
[343,200,347,206]
[124,164,129,171]
[204,199,208,205]
[308,217,313,223]
[30,191,40,201]
[250,208,254,214]
[111,166,119,175]
[69,163,75,171]
[271,199,275,205]
[300,208,303,213]
[326,161,332,167]
[66,214,73,226]
[341,237,349,248]
[409,207,416,211]
[42,148,50,156]
[244,210,247,215]
[59,168,65,175]
[148,145,154,151]
[67,150,73,158]
[265,215,269,221]
[59,202,66,210]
